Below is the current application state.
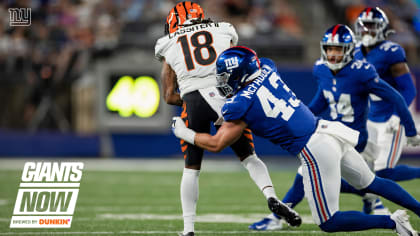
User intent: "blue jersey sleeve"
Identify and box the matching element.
[395,72,416,106]
[365,76,417,136]
[222,96,249,121]
[354,61,378,83]
[308,86,328,115]
[309,62,329,115]
[259,58,277,72]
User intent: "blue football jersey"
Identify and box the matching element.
[354,40,407,122]
[221,58,318,155]
[310,57,418,151]
[311,59,375,151]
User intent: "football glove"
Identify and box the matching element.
[386,115,400,133]
[172,116,196,144]
[407,134,420,147]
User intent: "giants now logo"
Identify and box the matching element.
[10,162,83,228]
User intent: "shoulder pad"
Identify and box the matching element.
[222,95,249,121]
[154,36,170,61]
[379,41,401,53]
[314,59,325,66]
[259,58,276,71]
[349,60,372,70]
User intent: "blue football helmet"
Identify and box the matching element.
[216,46,261,97]
[355,7,390,47]
[320,24,355,71]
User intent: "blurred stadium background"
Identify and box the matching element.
[0,0,420,157]
[1,0,420,235]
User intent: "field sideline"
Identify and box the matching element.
[0,158,420,235]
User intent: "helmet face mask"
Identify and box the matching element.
[216,72,234,97]
[320,24,355,71]
[216,46,261,97]
[354,7,389,47]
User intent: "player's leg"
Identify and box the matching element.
[228,127,302,226]
[342,146,420,217]
[229,128,278,200]
[377,164,420,181]
[299,132,342,229]
[249,167,366,230]
[180,91,218,235]
[361,121,390,214]
[338,146,417,234]
[249,166,304,231]
[373,121,420,181]
[305,133,401,233]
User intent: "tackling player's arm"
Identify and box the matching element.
[161,58,183,106]
[194,120,246,152]
[172,117,247,152]
[390,62,416,106]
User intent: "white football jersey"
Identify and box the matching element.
[155,22,238,98]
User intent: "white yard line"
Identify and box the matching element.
[0,158,299,172]
[97,213,315,224]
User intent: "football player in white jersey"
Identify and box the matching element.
[154,2,296,236]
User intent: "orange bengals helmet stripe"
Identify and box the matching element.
[165,1,205,34]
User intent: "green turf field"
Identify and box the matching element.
[0,167,420,235]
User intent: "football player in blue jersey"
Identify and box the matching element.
[172,45,420,234]
[249,23,420,231]
[353,7,420,215]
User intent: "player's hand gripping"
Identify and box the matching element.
[172,117,196,144]
[407,134,420,147]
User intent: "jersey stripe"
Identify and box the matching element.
[305,147,331,218]
[366,8,372,17]
[331,24,340,38]
[231,46,261,68]
[301,147,330,223]
[387,125,402,168]
[300,151,323,222]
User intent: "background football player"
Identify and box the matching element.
[354,7,420,215]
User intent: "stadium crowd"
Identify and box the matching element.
[0,0,418,131]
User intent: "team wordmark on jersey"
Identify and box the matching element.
[10,162,84,228]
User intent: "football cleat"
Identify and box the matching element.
[249,214,284,231]
[178,232,194,236]
[267,197,301,227]
[363,196,390,215]
[391,210,418,236]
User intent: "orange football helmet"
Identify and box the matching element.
[165,1,205,34]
